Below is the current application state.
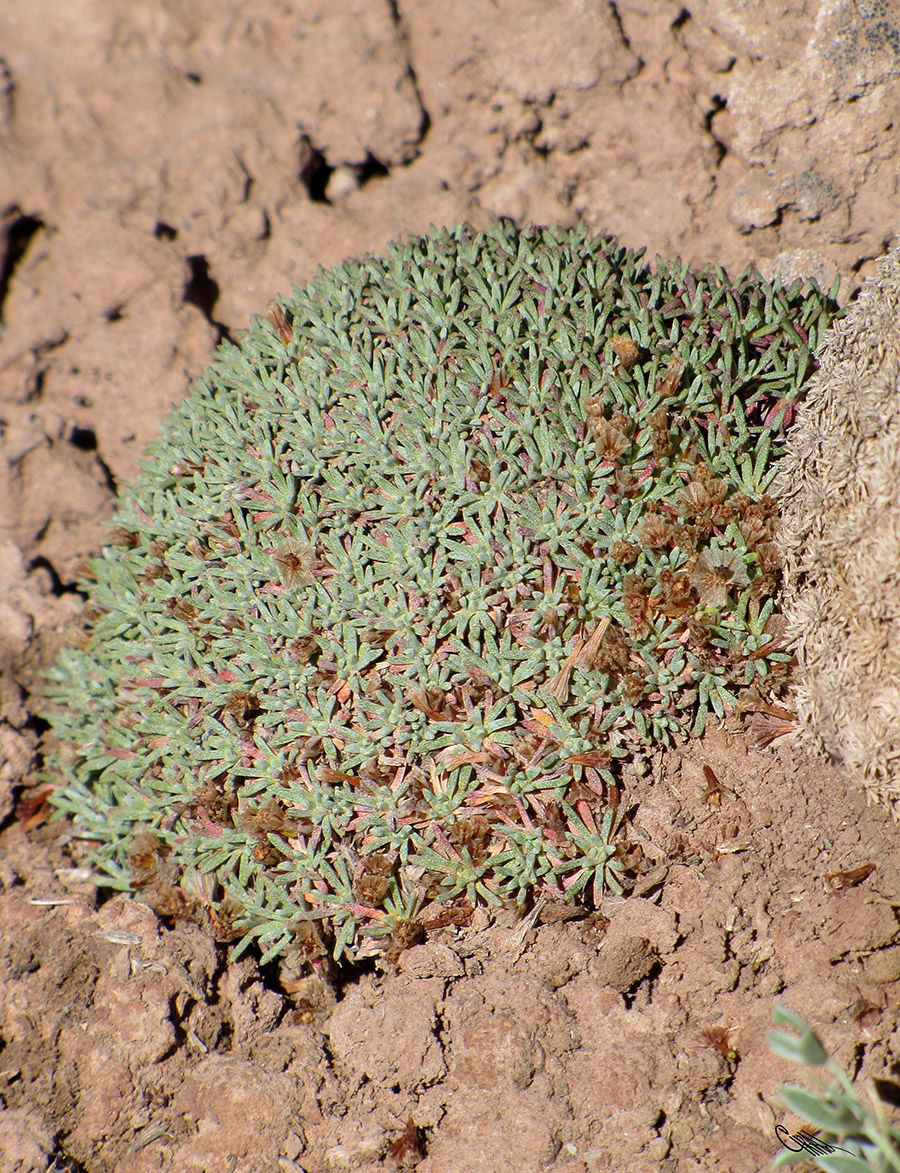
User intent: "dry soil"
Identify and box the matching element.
[3,3,900,1171]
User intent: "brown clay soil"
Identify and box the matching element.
[3,3,900,1171]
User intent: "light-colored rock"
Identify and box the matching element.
[777,241,900,809]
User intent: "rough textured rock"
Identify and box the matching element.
[777,241,900,806]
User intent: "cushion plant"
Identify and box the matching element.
[43,222,836,964]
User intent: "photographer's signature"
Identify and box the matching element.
[775,1124,856,1158]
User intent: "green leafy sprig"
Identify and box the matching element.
[769,1005,900,1173]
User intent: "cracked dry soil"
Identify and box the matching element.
[3,2,900,1171]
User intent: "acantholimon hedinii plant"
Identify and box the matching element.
[43,222,837,965]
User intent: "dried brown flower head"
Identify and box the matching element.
[678,481,714,518]
[656,355,685,398]
[274,540,317,587]
[589,413,630,461]
[127,831,170,888]
[610,539,638,565]
[108,526,139,549]
[608,334,639,371]
[692,466,729,504]
[265,301,294,346]
[352,852,395,907]
[590,624,631,676]
[656,568,697,617]
[690,548,750,607]
[622,574,653,638]
[637,511,671,549]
